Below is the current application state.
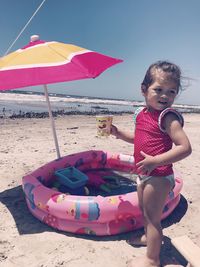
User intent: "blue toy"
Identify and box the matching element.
[52,181,89,195]
[55,166,88,189]
[53,167,89,195]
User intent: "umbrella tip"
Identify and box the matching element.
[30,35,40,42]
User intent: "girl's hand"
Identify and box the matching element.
[110,125,134,143]
[110,124,118,138]
[136,151,158,175]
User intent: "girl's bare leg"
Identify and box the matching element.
[128,182,147,246]
[128,177,171,267]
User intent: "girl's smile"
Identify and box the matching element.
[142,76,178,111]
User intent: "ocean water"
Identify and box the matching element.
[0,91,199,118]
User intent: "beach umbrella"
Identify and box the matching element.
[0,35,123,158]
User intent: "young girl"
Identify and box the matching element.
[111,61,192,267]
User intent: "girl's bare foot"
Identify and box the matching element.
[127,234,147,246]
[127,256,160,267]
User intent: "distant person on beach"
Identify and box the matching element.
[111,61,192,267]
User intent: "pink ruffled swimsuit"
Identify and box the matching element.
[133,107,184,176]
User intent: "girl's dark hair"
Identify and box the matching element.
[141,61,182,92]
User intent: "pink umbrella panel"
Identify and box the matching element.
[0,35,123,158]
[0,36,123,91]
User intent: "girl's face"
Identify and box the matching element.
[142,72,178,111]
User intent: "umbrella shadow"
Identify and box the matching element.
[0,185,130,241]
[0,185,55,235]
[0,185,127,240]
[84,194,188,244]
[0,186,188,243]
[161,194,188,229]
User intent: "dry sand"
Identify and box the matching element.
[0,114,200,267]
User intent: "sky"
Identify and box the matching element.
[0,0,200,105]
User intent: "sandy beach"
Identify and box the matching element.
[0,113,200,267]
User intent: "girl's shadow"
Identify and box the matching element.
[160,195,189,266]
[160,236,188,266]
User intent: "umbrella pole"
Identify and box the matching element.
[43,85,61,159]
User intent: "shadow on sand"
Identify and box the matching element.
[160,235,188,266]
[160,195,189,266]
[0,184,189,264]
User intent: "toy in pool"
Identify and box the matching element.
[52,166,89,195]
[85,169,121,193]
[22,150,183,236]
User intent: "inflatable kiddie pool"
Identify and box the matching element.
[22,150,183,236]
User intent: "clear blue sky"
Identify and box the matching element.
[1,0,199,105]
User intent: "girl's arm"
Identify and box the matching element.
[136,113,192,175]
[111,125,134,144]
